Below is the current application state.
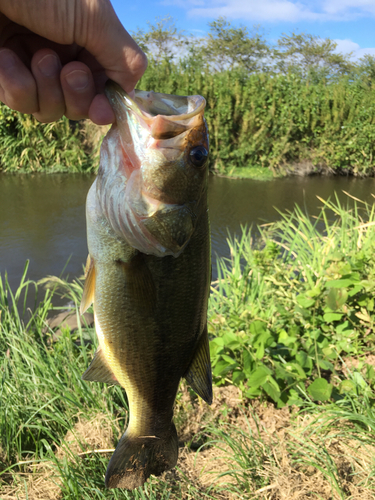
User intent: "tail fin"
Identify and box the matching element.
[105,424,178,490]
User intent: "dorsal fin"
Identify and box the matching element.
[80,255,95,315]
[184,326,212,405]
[82,347,119,385]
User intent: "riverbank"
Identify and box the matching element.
[1,196,375,498]
[2,64,375,177]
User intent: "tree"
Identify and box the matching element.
[203,17,270,73]
[354,54,375,84]
[275,32,353,78]
[132,16,185,64]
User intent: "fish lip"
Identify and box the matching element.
[104,80,206,122]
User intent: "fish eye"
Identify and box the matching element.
[189,146,208,168]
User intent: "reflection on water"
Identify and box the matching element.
[0,174,94,298]
[1,173,375,301]
[208,175,375,277]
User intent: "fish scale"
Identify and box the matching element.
[80,81,212,490]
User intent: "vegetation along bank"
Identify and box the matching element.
[2,17,375,176]
[1,196,375,498]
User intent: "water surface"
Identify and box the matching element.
[1,173,375,301]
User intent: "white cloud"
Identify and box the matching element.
[187,0,321,22]
[181,0,375,23]
[334,38,375,60]
[334,38,360,54]
[356,47,375,58]
[324,0,375,17]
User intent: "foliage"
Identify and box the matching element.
[132,16,186,64]
[2,200,375,497]
[137,63,375,175]
[275,32,354,78]
[203,17,270,73]
[2,17,375,176]
[353,53,375,87]
[0,106,96,173]
[209,195,375,407]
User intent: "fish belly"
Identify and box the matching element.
[85,181,211,488]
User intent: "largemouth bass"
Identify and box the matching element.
[80,81,211,490]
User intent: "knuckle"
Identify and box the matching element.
[5,83,38,114]
[130,50,148,79]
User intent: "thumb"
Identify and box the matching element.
[76,0,147,93]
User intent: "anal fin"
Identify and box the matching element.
[82,346,119,386]
[184,326,212,405]
[80,254,95,315]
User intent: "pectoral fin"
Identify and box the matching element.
[80,255,95,315]
[82,346,119,385]
[184,326,212,405]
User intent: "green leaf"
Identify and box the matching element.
[296,294,315,308]
[243,350,253,375]
[221,354,238,366]
[213,359,236,377]
[327,287,348,311]
[244,386,262,399]
[306,286,321,298]
[347,284,363,297]
[247,365,272,388]
[295,351,308,367]
[232,370,246,385]
[335,321,352,334]
[222,332,242,349]
[255,342,265,360]
[317,358,334,371]
[326,278,358,288]
[211,337,225,347]
[262,377,281,402]
[286,362,307,379]
[339,379,356,394]
[307,378,333,401]
[323,312,343,322]
[249,320,266,336]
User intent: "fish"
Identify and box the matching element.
[80,80,212,490]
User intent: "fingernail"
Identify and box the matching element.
[37,54,60,77]
[0,49,16,70]
[65,70,89,91]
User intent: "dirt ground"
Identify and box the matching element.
[2,385,374,500]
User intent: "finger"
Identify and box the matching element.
[31,49,65,123]
[0,48,38,113]
[88,94,115,125]
[60,61,96,120]
[75,1,147,93]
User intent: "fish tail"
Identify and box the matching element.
[105,424,178,490]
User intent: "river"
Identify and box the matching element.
[1,173,375,306]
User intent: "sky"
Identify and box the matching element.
[111,0,375,60]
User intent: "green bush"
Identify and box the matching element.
[2,61,375,175]
[138,62,375,175]
[209,195,375,406]
[0,106,96,173]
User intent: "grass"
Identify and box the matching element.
[209,193,375,406]
[1,195,375,498]
[217,165,277,180]
[3,63,375,176]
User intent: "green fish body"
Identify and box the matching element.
[81,82,212,489]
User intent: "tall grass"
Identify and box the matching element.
[2,196,375,498]
[139,63,375,175]
[2,62,375,175]
[0,107,98,173]
[209,193,375,406]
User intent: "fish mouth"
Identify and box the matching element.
[105,80,206,140]
[99,81,208,258]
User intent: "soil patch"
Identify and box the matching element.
[1,387,374,499]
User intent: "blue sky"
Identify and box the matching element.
[111,0,375,59]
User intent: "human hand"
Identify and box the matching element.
[0,0,147,124]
